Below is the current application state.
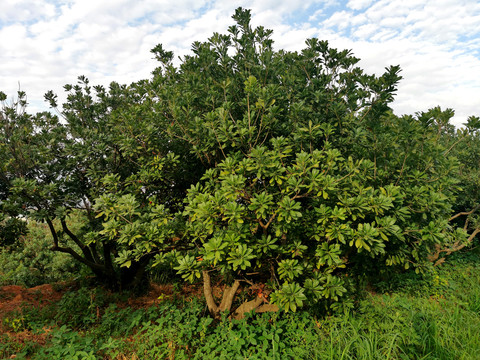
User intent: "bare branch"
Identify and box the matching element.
[428,227,480,265]
[449,204,480,222]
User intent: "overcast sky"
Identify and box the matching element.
[1,0,479,126]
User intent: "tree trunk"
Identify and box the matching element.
[119,260,151,294]
[47,217,153,292]
[202,271,278,320]
[202,270,241,318]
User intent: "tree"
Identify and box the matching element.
[1,8,476,312]
[427,113,480,264]
[145,8,469,316]
[0,80,192,290]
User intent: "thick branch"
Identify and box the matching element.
[61,218,95,263]
[428,227,480,265]
[448,228,480,254]
[47,218,106,273]
[429,204,480,264]
[259,213,277,230]
[219,280,241,313]
[51,244,106,271]
[255,304,279,313]
[46,218,60,248]
[60,219,84,248]
[232,296,264,320]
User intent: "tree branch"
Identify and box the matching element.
[449,204,480,222]
[51,244,107,272]
[47,218,106,272]
[428,227,480,265]
[232,296,263,320]
[61,218,95,264]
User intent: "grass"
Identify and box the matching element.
[1,250,480,359]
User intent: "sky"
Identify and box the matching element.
[1,0,479,127]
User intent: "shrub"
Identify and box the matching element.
[0,217,85,287]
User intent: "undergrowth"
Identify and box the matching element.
[1,250,480,359]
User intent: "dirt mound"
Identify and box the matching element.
[0,284,65,323]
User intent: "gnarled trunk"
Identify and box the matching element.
[202,270,278,320]
[47,218,152,292]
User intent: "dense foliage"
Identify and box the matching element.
[0,8,479,316]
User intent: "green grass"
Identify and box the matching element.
[2,250,480,359]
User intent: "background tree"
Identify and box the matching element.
[427,113,480,264]
[0,80,190,290]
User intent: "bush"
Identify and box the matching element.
[0,215,87,287]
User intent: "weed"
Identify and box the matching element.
[54,287,108,329]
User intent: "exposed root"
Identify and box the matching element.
[232,297,263,320]
[231,293,280,320]
[255,304,279,313]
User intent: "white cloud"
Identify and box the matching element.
[353,23,376,39]
[314,0,480,125]
[0,0,478,126]
[308,9,324,22]
[0,0,56,23]
[322,10,354,31]
[347,0,373,11]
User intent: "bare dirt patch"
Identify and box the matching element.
[0,284,68,358]
[126,282,204,309]
[0,284,64,321]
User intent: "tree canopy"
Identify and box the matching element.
[1,8,478,316]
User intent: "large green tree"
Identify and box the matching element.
[144,8,470,316]
[1,8,477,313]
[426,112,480,264]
